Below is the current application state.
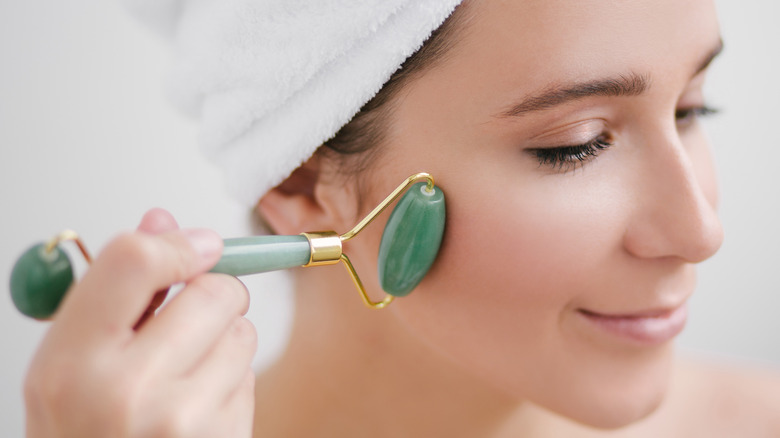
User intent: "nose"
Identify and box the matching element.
[622,129,724,263]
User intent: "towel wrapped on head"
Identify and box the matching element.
[123,0,464,205]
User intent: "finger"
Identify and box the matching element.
[132,273,250,374]
[137,208,180,234]
[54,229,223,347]
[135,209,181,328]
[145,369,255,438]
[220,370,256,438]
[187,317,257,404]
[194,369,256,438]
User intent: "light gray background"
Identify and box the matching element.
[0,0,778,436]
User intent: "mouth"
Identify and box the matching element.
[576,303,688,346]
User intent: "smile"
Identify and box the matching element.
[576,304,688,346]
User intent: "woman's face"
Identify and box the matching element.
[338,0,724,428]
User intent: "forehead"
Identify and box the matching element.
[425,0,720,99]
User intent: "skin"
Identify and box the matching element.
[24,210,257,438]
[24,0,780,437]
[256,0,732,435]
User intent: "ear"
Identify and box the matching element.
[255,156,358,235]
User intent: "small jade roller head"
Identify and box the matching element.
[11,243,74,320]
[10,230,90,320]
[378,182,446,297]
[9,173,446,318]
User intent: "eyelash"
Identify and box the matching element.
[531,105,719,172]
[531,136,613,172]
[676,105,719,126]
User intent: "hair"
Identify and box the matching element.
[317,2,473,206]
[252,2,472,232]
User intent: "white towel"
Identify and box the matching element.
[123,0,463,205]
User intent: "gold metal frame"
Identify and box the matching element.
[44,229,92,263]
[300,172,436,309]
[38,173,436,311]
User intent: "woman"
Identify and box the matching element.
[21,0,780,436]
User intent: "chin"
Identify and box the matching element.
[570,385,667,430]
[532,342,677,430]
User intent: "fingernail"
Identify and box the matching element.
[182,229,222,261]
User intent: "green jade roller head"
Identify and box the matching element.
[10,173,446,318]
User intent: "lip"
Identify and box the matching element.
[576,303,688,346]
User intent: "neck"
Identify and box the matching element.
[253,265,521,437]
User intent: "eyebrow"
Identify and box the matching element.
[497,39,724,119]
[498,73,650,118]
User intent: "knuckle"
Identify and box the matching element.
[229,317,258,347]
[102,233,161,275]
[155,409,196,438]
[188,274,249,314]
[101,232,194,283]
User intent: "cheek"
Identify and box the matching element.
[449,178,623,302]
[391,162,631,381]
[420,161,629,308]
[389,168,675,427]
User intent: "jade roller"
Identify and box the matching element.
[10,173,445,318]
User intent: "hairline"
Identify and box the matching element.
[319,1,475,213]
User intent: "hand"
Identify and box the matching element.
[24,209,257,438]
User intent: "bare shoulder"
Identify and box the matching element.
[667,355,780,437]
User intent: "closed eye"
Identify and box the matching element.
[529,136,613,173]
[676,105,719,128]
